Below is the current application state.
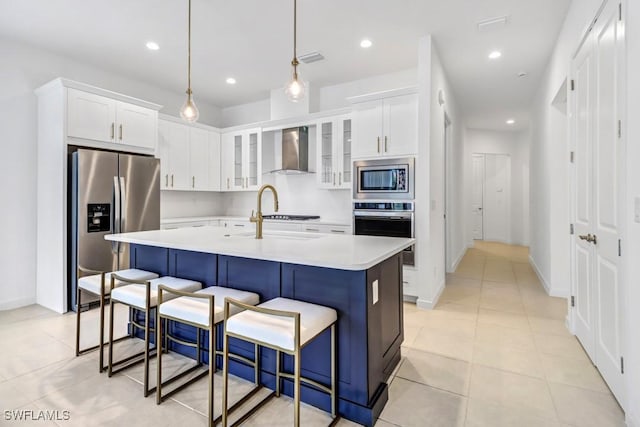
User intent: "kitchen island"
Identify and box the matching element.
[106,226,414,426]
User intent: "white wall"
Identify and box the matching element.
[222,99,270,128]
[161,191,225,219]
[0,38,222,310]
[464,129,530,247]
[413,36,465,309]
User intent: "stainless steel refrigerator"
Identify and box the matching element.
[69,148,160,311]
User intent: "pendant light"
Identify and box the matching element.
[180,0,199,122]
[284,0,305,102]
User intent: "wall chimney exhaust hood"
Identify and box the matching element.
[269,126,312,174]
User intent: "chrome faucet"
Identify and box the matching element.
[250,184,279,239]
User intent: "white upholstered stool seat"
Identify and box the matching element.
[108,275,202,397]
[111,276,201,309]
[78,269,159,295]
[159,286,260,327]
[156,286,260,427]
[75,267,158,373]
[222,297,339,427]
[226,297,337,352]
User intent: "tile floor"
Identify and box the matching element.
[0,242,626,426]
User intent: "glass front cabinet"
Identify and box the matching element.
[317,115,352,189]
[221,128,262,191]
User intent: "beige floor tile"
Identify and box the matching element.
[548,382,625,427]
[472,341,544,378]
[420,316,477,339]
[431,302,479,322]
[439,284,482,306]
[484,259,513,272]
[465,398,562,427]
[478,308,530,331]
[474,322,537,352]
[410,328,474,361]
[379,377,467,427]
[533,333,590,361]
[482,268,517,283]
[541,354,610,392]
[402,325,422,348]
[453,267,484,280]
[0,337,74,380]
[403,308,438,328]
[479,289,525,314]
[523,296,568,320]
[468,365,557,421]
[374,420,400,427]
[528,316,572,337]
[0,381,33,410]
[446,274,483,287]
[396,348,471,395]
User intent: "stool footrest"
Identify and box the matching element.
[227,387,276,427]
[278,372,332,395]
[109,346,157,376]
[157,365,208,403]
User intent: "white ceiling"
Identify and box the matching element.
[0,0,571,130]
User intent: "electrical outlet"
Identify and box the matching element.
[372,280,379,304]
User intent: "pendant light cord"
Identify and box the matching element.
[292,0,298,72]
[187,0,192,94]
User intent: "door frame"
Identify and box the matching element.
[473,152,511,244]
[444,113,453,273]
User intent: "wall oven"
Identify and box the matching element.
[353,157,414,200]
[354,202,415,266]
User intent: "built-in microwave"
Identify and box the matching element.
[353,157,414,200]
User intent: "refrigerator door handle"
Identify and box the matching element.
[112,176,121,254]
[118,176,126,253]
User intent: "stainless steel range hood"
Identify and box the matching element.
[269,126,311,174]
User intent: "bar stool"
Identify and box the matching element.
[222,297,338,427]
[75,267,159,372]
[108,274,202,397]
[156,286,260,427]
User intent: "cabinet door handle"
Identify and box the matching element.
[245,177,249,188]
[171,174,174,187]
[111,123,115,140]
[385,136,388,152]
[331,229,345,233]
[333,172,336,186]
[192,176,195,188]
[119,124,123,141]
[305,228,320,232]
[234,224,245,227]
[227,178,230,189]
[165,174,168,187]
[339,172,342,186]
[377,137,381,153]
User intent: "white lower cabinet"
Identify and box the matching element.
[402,267,417,296]
[221,219,253,230]
[263,222,303,232]
[161,220,210,230]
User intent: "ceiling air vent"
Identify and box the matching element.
[298,51,324,64]
[477,16,509,32]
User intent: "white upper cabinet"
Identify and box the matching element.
[67,88,157,151]
[220,128,262,192]
[317,115,352,189]
[189,127,210,190]
[158,118,221,191]
[352,93,418,159]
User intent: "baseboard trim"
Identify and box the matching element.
[528,255,570,298]
[416,278,445,310]
[450,246,466,273]
[627,412,639,427]
[0,296,37,311]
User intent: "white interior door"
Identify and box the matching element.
[471,155,484,240]
[571,0,625,405]
[483,154,510,243]
[592,0,625,402]
[572,33,596,360]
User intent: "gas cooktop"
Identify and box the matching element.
[262,214,320,221]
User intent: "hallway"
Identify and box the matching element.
[380,242,625,426]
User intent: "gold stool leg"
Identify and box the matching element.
[331,324,336,417]
[208,324,215,427]
[99,293,106,372]
[294,346,301,427]
[221,331,229,427]
[108,298,115,377]
[275,350,281,397]
[75,286,81,357]
[143,305,152,397]
[156,313,163,405]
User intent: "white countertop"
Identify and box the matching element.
[106,226,413,271]
[161,216,351,227]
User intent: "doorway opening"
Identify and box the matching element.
[471,153,511,243]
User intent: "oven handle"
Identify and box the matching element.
[354,213,413,220]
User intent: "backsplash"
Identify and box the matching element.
[161,174,352,223]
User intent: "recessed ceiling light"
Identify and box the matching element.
[360,39,373,48]
[146,41,160,51]
[506,119,515,125]
[488,50,502,59]
[226,77,236,85]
